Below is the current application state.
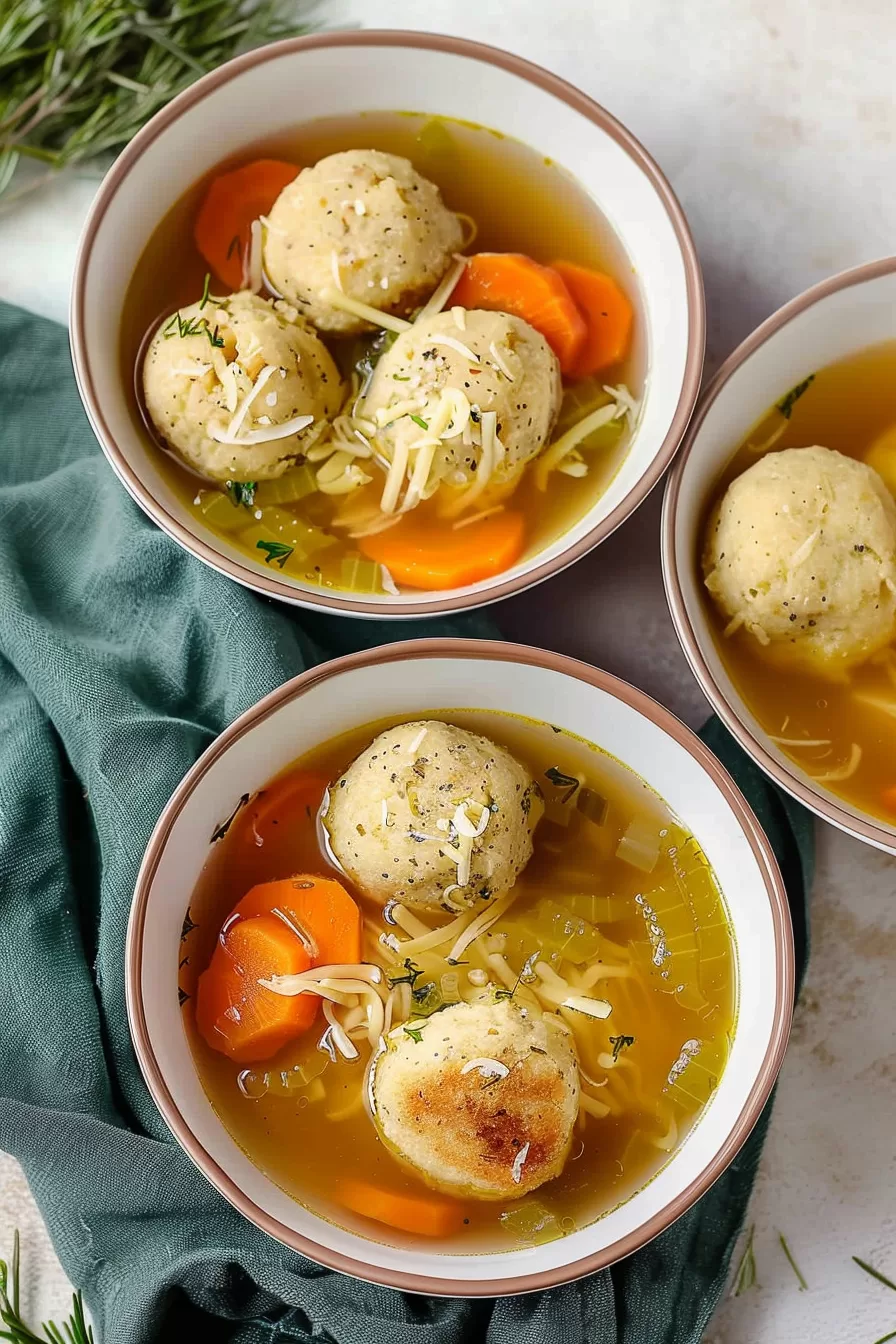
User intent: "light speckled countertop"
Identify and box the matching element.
[1,1,895,1339]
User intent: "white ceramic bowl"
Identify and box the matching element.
[663,257,896,854]
[127,639,792,1294]
[71,30,704,619]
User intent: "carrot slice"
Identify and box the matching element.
[195,913,315,1064]
[234,875,361,967]
[359,510,525,591]
[194,158,299,290]
[881,786,896,814]
[338,1180,465,1238]
[235,773,329,855]
[551,261,634,377]
[449,253,587,375]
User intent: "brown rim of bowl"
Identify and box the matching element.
[70,29,705,619]
[127,637,793,1296]
[662,254,896,855]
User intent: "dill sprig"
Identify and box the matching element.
[0,1230,93,1344]
[0,0,320,207]
[731,1223,758,1297]
[778,1233,807,1291]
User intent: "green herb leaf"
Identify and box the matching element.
[199,273,212,309]
[544,765,580,804]
[204,322,225,349]
[392,374,410,381]
[226,480,257,510]
[871,1333,896,1344]
[609,1034,635,1061]
[776,374,815,419]
[410,414,429,430]
[403,1024,424,1043]
[778,1233,807,1290]
[0,1230,94,1343]
[732,1224,758,1297]
[0,1,320,207]
[256,539,293,568]
[853,1257,896,1293]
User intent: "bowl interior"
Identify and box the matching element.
[75,33,700,615]
[129,642,790,1292]
[667,264,896,849]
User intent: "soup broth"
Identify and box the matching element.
[182,710,735,1252]
[704,340,896,823]
[121,112,646,596]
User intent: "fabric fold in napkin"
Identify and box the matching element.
[0,301,812,1344]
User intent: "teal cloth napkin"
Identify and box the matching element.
[0,300,812,1344]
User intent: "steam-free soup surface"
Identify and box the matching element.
[182,710,735,1251]
[704,340,896,823]
[122,113,645,596]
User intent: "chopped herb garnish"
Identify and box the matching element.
[445,957,469,967]
[204,322,225,348]
[411,980,436,1004]
[776,374,815,419]
[853,1257,896,1293]
[610,1034,635,1061]
[392,374,411,381]
[199,272,212,309]
[403,1025,424,1043]
[410,414,429,430]
[256,539,293,568]
[778,1233,807,1290]
[494,988,513,1001]
[226,234,241,260]
[387,958,422,989]
[163,310,206,340]
[226,480,257,510]
[732,1224,758,1296]
[871,1333,896,1344]
[544,765,580,804]
[470,407,481,423]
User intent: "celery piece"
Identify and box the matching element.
[340,555,383,594]
[196,488,251,533]
[255,464,318,506]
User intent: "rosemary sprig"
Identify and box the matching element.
[0,1231,93,1344]
[0,0,320,206]
[854,1256,896,1293]
[731,1223,758,1296]
[778,1233,807,1291]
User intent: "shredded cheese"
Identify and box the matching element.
[319,285,411,334]
[429,334,481,362]
[380,438,410,514]
[209,411,314,447]
[460,1057,510,1080]
[488,341,514,381]
[414,254,468,324]
[535,402,618,491]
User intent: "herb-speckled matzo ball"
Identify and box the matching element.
[323,720,543,912]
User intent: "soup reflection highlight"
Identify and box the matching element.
[182,710,735,1251]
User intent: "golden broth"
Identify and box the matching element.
[121,112,646,595]
[703,340,896,823]
[181,710,735,1252]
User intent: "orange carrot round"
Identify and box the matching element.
[196,913,315,1064]
[338,1179,465,1238]
[234,875,361,967]
[194,158,299,290]
[235,773,329,855]
[449,253,587,375]
[550,261,634,378]
[359,510,526,591]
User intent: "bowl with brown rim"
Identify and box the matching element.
[127,638,792,1292]
[662,257,896,853]
[71,31,703,618]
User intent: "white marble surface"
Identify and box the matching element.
[1,1,895,1339]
